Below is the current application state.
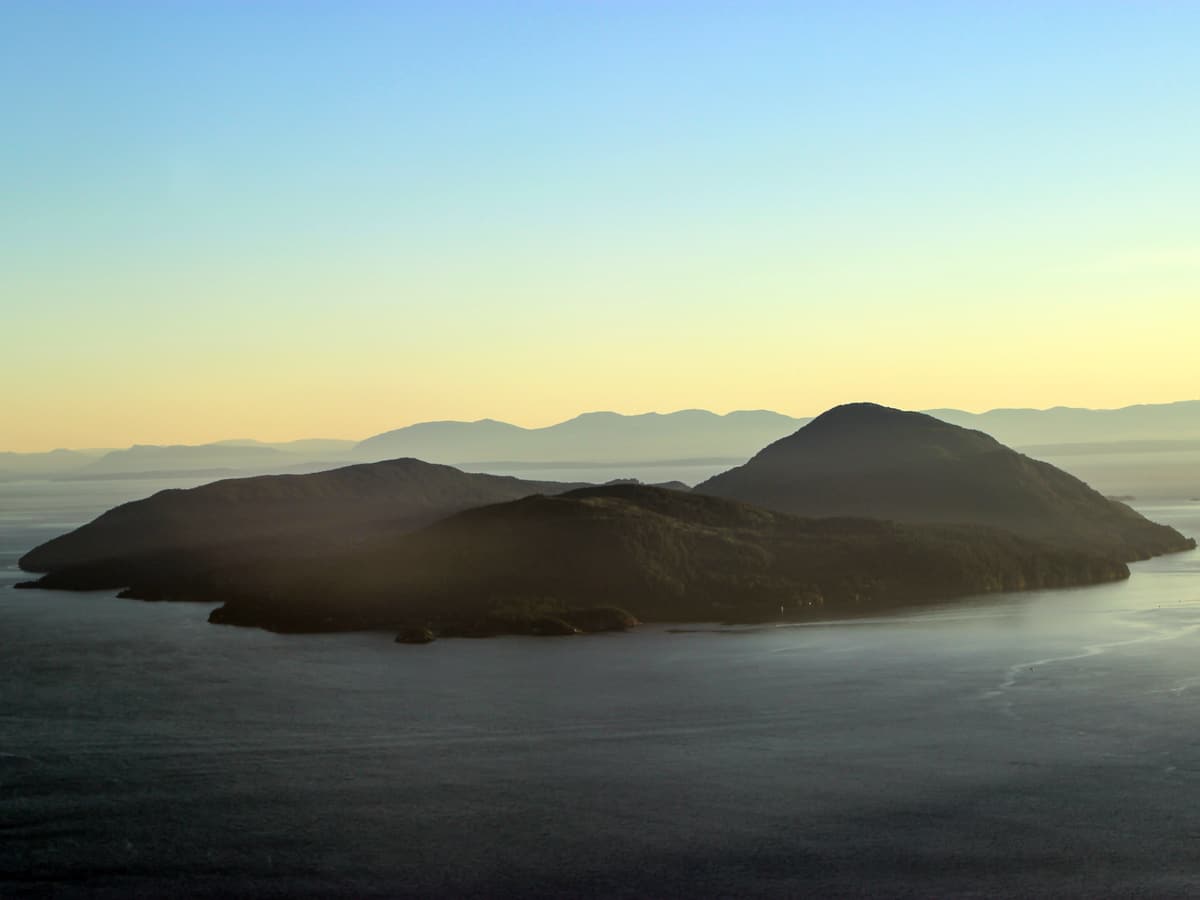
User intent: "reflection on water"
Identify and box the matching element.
[1,482,1199,897]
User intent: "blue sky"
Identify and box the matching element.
[3,2,1198,449]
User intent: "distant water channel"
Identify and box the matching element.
[3,478,1200,897]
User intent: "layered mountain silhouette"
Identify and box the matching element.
[352,401,1200,463]
[354,409,804,464]
[6,400,1196,488]
[0,448,99,477]
[75,443,300,477]
[696,403,1194,561]
[930,400,1200,446]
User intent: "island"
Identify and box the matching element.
[16,404,1194,639]
[21,481,1130,635]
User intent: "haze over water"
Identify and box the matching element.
[3,479,1200,897]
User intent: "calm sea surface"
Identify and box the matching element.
[3,478,1200,898]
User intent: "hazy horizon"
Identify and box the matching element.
[2,397,1198,455]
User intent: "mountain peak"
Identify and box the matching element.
[807,402,939,428]
[697,403,1192,561]
[757,403,1001,465]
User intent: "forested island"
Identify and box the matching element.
[17,404,1194,639]
[200,483,1131,634]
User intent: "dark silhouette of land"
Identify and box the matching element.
[17,460,590,591]
[697,403,1193,561]
[17,403,1194,637]
[199,484,1128,634]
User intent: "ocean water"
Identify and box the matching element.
[2,479,1200,898]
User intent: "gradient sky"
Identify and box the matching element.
[3,1,1198,451]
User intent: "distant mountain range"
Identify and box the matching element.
[3,400,1197,491]
[0,441,358,481]
[929,401,1200,446]
[0,448,101,476]
[356,401,1200,465]
[353,409,805,464]
[76,443,298,477]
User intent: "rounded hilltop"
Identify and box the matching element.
[698,402,1193,561]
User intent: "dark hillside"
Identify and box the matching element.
[201,484,1129,633]
[18,458,587,590]
[698,404,1194,561]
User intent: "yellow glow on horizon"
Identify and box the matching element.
[6,2,1200,452]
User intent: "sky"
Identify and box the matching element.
[3,1,1198,451]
